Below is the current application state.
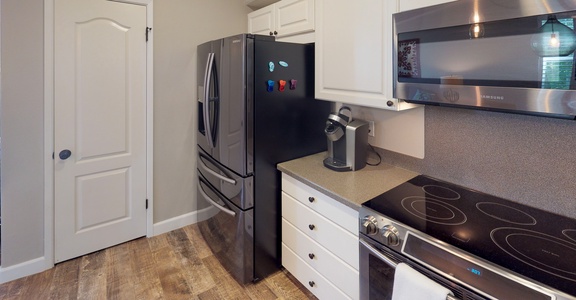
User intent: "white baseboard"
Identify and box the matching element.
[152,206,217,236]
[0,256,52,284]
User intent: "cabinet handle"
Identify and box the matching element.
[308,224,315,230]
[274,30,278,35]
[308,253,315,259]
[308,196,315,203]
[308,281,315,287]
[269,31,273,36]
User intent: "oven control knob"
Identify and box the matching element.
[361,216,379,235]
[382,225,400,246]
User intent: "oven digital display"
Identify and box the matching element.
[402,233,551,300]
[469,268,482,276]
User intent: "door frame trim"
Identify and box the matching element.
[44,0,154,267]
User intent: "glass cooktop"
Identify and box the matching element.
[363,175,576,297]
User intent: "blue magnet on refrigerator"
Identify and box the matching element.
[266,80,275,92]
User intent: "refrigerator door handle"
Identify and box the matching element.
[198,180,236,217]
[203,52,216,148]
[198,155,237,185]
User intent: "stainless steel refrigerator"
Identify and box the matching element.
[196,34,330,283]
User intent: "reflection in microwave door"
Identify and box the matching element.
[413,89,435,101]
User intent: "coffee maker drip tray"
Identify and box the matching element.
[323,157,352,171]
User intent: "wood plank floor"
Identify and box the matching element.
[0,224,317,300]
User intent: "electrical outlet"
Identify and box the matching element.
[368,120,375,137]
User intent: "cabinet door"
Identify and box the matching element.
[275,0,315,38]
[248,4,275,36]
[399,0,457,12]
[315,0,410,110]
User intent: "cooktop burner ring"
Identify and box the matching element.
[563,229,576,243]
[491,227,576,282]
[401,196,467,225]
[476,202,537,225]
[422,184,461,200]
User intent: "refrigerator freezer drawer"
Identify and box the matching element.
[198,147,254,210]
[197,173,254,284]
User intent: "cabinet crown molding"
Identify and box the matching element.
[246,0,280,10]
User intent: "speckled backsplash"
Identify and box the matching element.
[374,105,576,219]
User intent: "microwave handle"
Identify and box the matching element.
[197,180,236,216]
[359,238,459,300]
[198,154,236,185]
[203,53,216,149]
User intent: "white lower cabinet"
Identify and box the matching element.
[281,173,359,299]
[282,243,352,300]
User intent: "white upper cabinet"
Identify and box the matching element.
[248,0,315,40]
[315,0,415,110]
[399,0,457,12]
[248,5,276,36]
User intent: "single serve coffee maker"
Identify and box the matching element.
[323,106,368,172]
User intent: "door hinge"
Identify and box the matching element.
[146,199,149,209]
[52,152,55,160]
[146,27,152,42]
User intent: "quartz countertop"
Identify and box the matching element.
[277,152,419,210]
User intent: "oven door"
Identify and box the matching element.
[359,236,487,300]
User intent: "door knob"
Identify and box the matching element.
[59,149,72,160]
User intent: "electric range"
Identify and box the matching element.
[360,175,576,299]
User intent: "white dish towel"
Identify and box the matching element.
[391,263,454,300]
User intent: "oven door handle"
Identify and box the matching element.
[198,180,236,217]
[360,238,398,269]
[359,238,459,300]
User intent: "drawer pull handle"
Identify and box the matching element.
[308,253,315,259]
[308,281,315,287]
[308,196,315,203]
[308,224,315,230]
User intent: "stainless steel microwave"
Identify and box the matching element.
[393,0,576,119]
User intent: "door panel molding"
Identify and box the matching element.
[109,0,152,5]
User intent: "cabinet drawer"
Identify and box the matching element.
[282,192,359,270]
[282,173,357,235]
[283,218,359,299]
[282,243,351,300]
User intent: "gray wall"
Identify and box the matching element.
[0,0,250,268]
[377,106,576,219]
[153,0,251,222]
[0,0,46,267]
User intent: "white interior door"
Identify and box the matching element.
[54,0,147,263]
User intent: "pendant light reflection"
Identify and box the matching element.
[469,23,485,38]
[530,15,576,57]
[469,12,484,39]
